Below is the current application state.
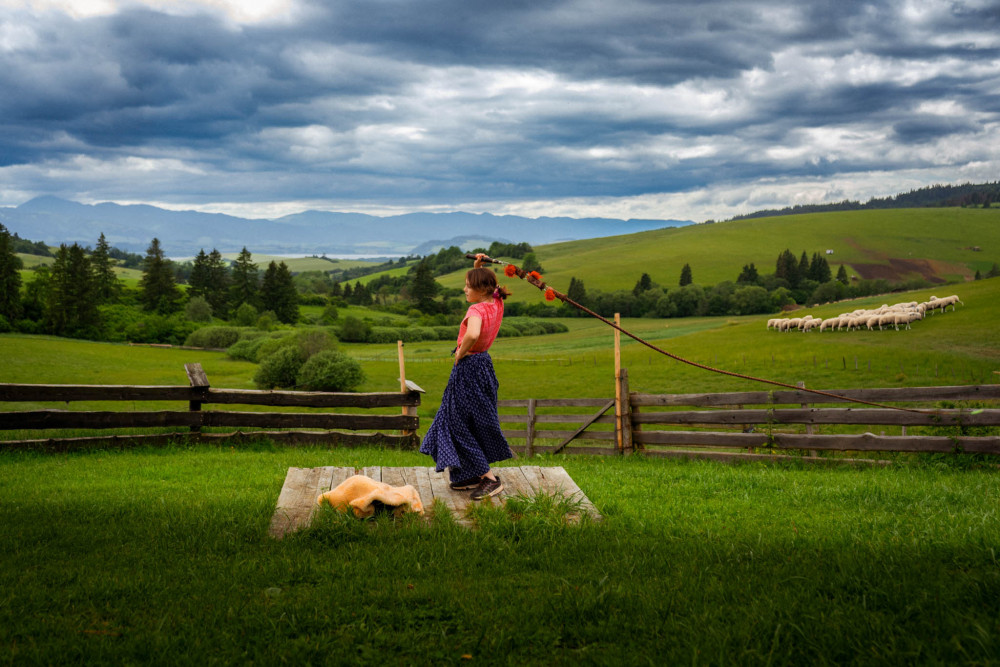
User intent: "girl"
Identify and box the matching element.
[420,256,513,500]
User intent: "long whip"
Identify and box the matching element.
[468,253,930,414]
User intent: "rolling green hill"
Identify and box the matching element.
[436,208,999,302]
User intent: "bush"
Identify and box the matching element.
[231,303,259,327]
[184,296,213,323]
[368,326,403,344]
[296,350,366,392]
[254,334,298,362]
[338,316,372,342]
[184,326,242,349]
[294,328,337,357]
[256,311,279,331]
[253,346,306,389]
[227,337,268,362]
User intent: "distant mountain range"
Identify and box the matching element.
[0,196,690,257]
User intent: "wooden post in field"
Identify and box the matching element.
[614,313,623,452]
[184,362,209,433]
[397,341,415,436]
[798,381,818,457]
[619,368,633,454]
[526,398,537,457]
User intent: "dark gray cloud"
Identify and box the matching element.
[1,0,998,221]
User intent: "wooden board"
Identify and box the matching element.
[268,466,601,537]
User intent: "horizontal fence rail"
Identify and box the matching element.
[500,383,1000,463]
[0,363,421,452]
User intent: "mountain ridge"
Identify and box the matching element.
[0,197,690,257]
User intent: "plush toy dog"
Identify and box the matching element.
[316,475,424,519]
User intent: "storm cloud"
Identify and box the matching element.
[1,0,998,222]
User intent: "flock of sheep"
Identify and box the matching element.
[767,295,963,332]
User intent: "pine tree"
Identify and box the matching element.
[836,264,849,285]
[410,260,439,311]
[736,263,759,285]
[679,263,693,286]
[0,223,23,324]
[206,249,231,316]
[229,247,259,311]
[91,233,121,303]
[138,238,182,314]
[775,249,799,287]
[633,272,654,295]
[798,251,810,283]
[48,243,99,336]
[566,276,588,311]
[260,261,299,324]
[808,253,832,283]
[986,262,1000,279]
[187,250,212,303]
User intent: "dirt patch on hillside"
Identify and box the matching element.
[850,258,950,284]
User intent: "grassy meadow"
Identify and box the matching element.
[433,207,1000,302]
[3,209,1000,664]
[1,445,998,664]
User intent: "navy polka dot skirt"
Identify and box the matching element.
[420,352,513,482]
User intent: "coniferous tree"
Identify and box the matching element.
[798,251,810,282]
[808,253,832,283]
[633,273,654,295]
[775,249,799,287]
[90,233,121,303]
[567,276,587,304]
[138,238,183,314]
[228,247,259,311]
[21,265,51,322]
[679,263,693,286]
[260,260,300,324]
[187,250,212,303]
[986,262,1000,279]
[206,249,231,316]
[409,260,439,311]
[48,243,99,336]
[736,263,759,285]
[0,223,23,324]
[836,264,849,284]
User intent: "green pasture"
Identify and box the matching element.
[2,277,998,443]
[1,445,998,664]
[436,207,1000,301]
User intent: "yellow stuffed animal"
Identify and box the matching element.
[316,475,424,519]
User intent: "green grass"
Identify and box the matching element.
[435,207,1000,303]
[1,445,998,664]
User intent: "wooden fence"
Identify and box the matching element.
[500,376,1000,463]
[0,363,421,452]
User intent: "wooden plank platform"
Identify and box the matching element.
[268,466,601,538]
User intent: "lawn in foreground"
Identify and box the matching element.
[1,445,998,665]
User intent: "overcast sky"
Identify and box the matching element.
[1,0,998,222]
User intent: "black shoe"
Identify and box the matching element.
[470,476,503,500]
[449,477,480,490]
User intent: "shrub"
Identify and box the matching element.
[253,346,306,389]
[254,334,298,362]
[296,350,365,392]
[227,337,267,362]
[256,311,279,331]
[294,328,337,357]
[231,303,259,327]
[185,296,213,323]
[368,326,403,344]
[338,316,372,342]
[184,326,242,349]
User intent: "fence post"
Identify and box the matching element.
[397,341,415,436]
[614,313,623,452]
[618,368,633,454]
[798,380,818,457]
[526,398,536,457]
[184,363,209,433]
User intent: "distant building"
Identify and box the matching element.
[825,249,834,255]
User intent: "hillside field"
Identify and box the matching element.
[434,207,1000,303]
